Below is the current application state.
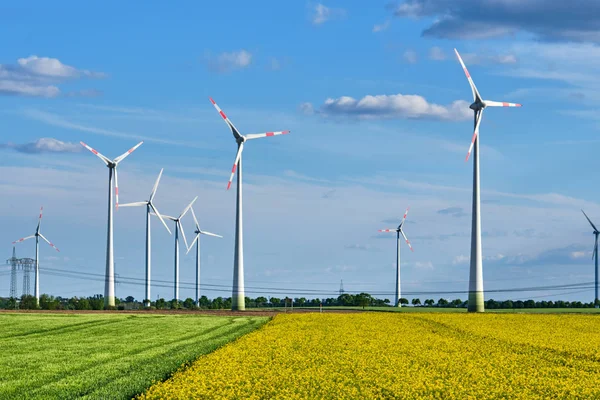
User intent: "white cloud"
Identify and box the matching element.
[0,138,82,154]
[205,50,252,73]
[310,93,471,121]
[299,102,315,115]
[452,255,469,265]
[403,50,418,64]
[311,3,346,25]
[415,261,434,270]
[373,20,390,33]
[429,46,446,61]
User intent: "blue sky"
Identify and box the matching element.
[2,1,600,303]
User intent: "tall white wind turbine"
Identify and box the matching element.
[454,49,521,313]
[581,210,599,308]
[12,206,60,305]
[209,97,290,310]
[378,207,413,307]
[186,207,222,307]
[80,141,143,308]
[120,169,172,307]
[162,197,197,302]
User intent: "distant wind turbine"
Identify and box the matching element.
[80,140,143,308]
[120,169,172,308]
[581,209,599,308]
[12,206,60,305]
[209,97,291,310]
[379,207,413,307]
[186,207,222,307]
[454,48,521,313]
[162,197,197,302]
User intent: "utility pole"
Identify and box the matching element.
[8,247,18,299]
[339,279,345,296]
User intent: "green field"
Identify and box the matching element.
[0,313,268,400]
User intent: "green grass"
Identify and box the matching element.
[0,313,268,400]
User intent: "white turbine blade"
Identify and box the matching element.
[179,196,198,220]
[400,207,410,226]
[209,97,243,140]
[454,48,482,102]
[484,100,522,108]
[466,110,483,162]
[114,141,144,164]
[378,229,396,233]
[119,201,148,207]
[186,234,200,255]
[149,168,164,202]
[36,206,43,232]
[245,131,291,140]
[190,207,200,230]
[114,167,120,209]
[594,236,598,260]
[400,230,414,252]
[39,233,60,252]
[150,203,172,234]
[80,142,111,165]
[200,230,223,238]
[227,143,244,190]
[582,210,599,232]
[12,235,35,245]
[178,220,189,250]
[150,211,177,221]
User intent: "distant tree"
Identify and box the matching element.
[384,299,390,305]
[89,295,104,310]
[356,293,372,309]
[399,298,409,306]
[524,299,536,308]
[125,296,135,303]
[170,299,181,309]
[412,298,421,306]
[437,298,449,307]
[223,297,232,309]
[20,295,38,310]
[198,296,210,308]
[297,297,307,307]
[211,297,224,309]
[155,298,167,309]
[450,299,462,308]
[424,299,435,307]
[337,293,354,306]
[269,297,281,307]
[76,298,91,310]
[183,298,195,309]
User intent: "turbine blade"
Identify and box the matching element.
[150,212,177,221]
[209,97,243,140]
[594,236,598,260]
[484,100,522,108]
[227,143,244,190]
[190,207,200,230]
[245,131,291,140]
[400,230,414,252]
[466,110,483,162]
[80,142,111,165]
[400,207,410,226]
[119,201,148,207]
[178,220,189,250]
[378,229,396,233]
[200,231,223,238]
[149,168,164,202]
[582,210,599,232]
[114,168,120,209]
[39,233,60,252]
[114,141,144,164]
[12,235,35,245]
[186,234,200,255]
[36,206,43,232]
[150,204,172,235]
[179,196,198,220]
[454,48,482,102]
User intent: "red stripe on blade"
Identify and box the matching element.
[227,181,232,190]
[219,111,227,120]
[266,132,274,136]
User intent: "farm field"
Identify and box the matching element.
[0,313,268,400]
[141,312,600,399]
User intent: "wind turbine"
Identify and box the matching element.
[454,48,521,313]
[161,197,197,302]
[581,210,599,308]
[378,207,413,307]
[186,206,222,307]
[12,206,60,305]
[119,169,172,308]
[80,140,143,308]
[209,97,290,310]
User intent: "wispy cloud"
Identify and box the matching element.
[403,49,418,64]
[428,46,446,61]
[0,138,82,154]
[204,50,252,73]
[373,20,390,33]
[311,3,346,25]
[304,93,471,121]
[0,55,105,97]
[437,207,467,218]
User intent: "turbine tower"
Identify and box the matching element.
[454,49,521,312]
[80,141,143,308]
[12,206,60,305]
[209,97,291,310]
[186,207,222,307]
[162,197,197,302]
[581,210,599,308]
[378,207,413,307]
[120,169,172,308]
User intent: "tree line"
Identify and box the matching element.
[1,293,598,310]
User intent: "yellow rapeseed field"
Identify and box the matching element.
[138,313,600,399]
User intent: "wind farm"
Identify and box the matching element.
[3,2,600,399]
